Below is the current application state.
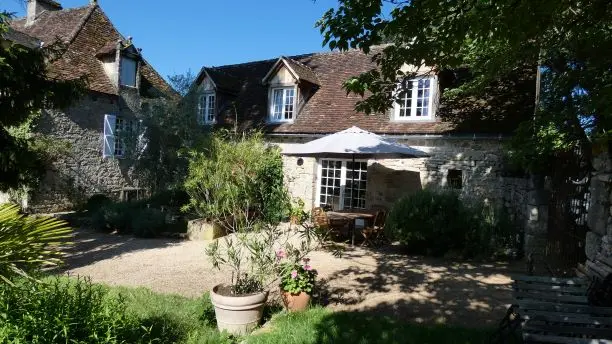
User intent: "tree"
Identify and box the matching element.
[317,0,612,172]
[0,12,84,191]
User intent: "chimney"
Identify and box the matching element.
[26,0,62,26]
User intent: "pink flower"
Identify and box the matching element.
[304,264,312,271]
[276,250,286,259]
[291,270,298,279]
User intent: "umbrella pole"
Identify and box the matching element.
[351,153,355,246]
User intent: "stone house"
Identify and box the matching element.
[193,49,535,217]
[8,0,174,212]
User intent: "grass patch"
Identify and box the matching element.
[247,307,492,344]
[22,277,493,344]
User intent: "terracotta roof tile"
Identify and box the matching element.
[204,48,534,135]
[283,57,320,85]
[10,4,173,97]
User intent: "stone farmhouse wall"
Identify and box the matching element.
[28,91,142,213]
[277,136,531,228]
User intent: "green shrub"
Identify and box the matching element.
[0,277,151,343]
[386,189,474,256]
[91,202,133,234]
[146,189,190,208]
[183,131,290,232]
[84,193,112,213]
[386,188,519,258]
[131,208,166,238]
[0,204,72,283]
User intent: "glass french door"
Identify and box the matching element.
[318,159,368,210]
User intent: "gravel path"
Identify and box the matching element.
[62,228,521,328]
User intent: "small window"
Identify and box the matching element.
[269,87,295,122]
[198,93,216,124]
[447,169,463,189]
[120,57,137,87]
[394,76,435,120]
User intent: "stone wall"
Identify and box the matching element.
[29,92,142,213]
[275,137,532,227]
[585,147,612,268]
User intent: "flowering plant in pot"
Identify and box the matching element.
[278,255,317,311]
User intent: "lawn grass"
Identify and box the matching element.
[42,277,494,344]
[247,307,492,344]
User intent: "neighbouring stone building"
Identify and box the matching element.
[192,48,536,233]
[8,0,174,212]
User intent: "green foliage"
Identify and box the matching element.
[0,204,72,284]
[0,277,230,343]
[183,131,290,232]
[385,189,519,258]
[131,208,166,238]
[132,71,205,193]
[84,194,112,213]
[0,277,141,343]
[91,202,133,233]
[279,258,318,295]
[316,0,611,172]
[289,198,309,224]
[0,12,84,192]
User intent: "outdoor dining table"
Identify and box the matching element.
[326,210,376,246]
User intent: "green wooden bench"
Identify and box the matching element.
[511,256,612,343]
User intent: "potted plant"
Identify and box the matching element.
[278,256,317,311]
[288,198,308,225]
[185,133,327,335]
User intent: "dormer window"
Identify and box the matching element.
[269,86,296,123]
[198,92,216,124]
[120,56,137,87]
[394,76,436,121]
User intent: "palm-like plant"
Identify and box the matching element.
[0,203,72,284]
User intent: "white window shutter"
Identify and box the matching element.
[103,114,116,158]
[136,120,148,159]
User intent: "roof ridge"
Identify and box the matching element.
[203,46,379,71]
[11,4,91,22]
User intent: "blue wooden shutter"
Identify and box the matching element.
[103,114,116,158]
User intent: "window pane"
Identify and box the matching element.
[120,57,137,87]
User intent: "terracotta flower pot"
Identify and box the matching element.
[280,288,311,312]
[210,284,269,335]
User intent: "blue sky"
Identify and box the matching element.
[2,0,343,79]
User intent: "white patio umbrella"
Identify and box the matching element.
[283,126,429,209]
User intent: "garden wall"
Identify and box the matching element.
[585,146,612,273]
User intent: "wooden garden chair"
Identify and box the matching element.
[312,207,349,240]
[360,209,387,247]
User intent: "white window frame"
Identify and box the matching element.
[393,75,437,121]
[120,56,138,87]
[268,86,297,123]
[315,158,368,210]
[198,92,216,124]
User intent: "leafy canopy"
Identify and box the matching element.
[0,12,84,191]
[317,0,612,172]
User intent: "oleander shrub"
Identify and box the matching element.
[183,131,291,232]
[131,208,167,238]
[386,188,519,258]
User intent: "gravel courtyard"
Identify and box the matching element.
[62,228,521,328]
